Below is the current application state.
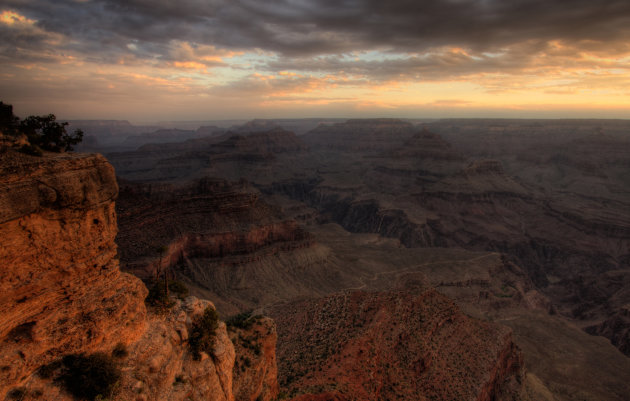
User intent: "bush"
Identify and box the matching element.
[20,114,83,152]
[36,360,62,379]
[173,374,186,385]
[189,307,219,360]
[0,101,83,154]
[58,353,121,401]
[145,280,188,308]
[145,281,175,309]
[17,144,43,156]
[7,387,26,400]
[0,101,19,136]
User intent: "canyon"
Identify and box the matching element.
[2,116,629,400]
[105,118,630,401]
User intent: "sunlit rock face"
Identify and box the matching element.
[0,151,147,396]
[0,150,278,401]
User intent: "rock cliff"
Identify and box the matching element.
[0,150,277,401]
[0,151,147,397]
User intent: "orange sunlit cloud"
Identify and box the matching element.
[0,10,35,25]
[173,61,208,70]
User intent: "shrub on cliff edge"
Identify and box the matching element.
[189,307,219,360]
[0,101,83,154]
[0,101,19,137]
[146,280,175,309]
[20,114,83,152]
[145,280,188,309]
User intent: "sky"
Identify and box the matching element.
[1,0,630,122]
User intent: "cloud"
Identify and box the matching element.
[2,1,629,86]
[3,0,630,60]
[1,1,630,119]
[209,71,361,99]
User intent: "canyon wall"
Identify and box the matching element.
[0,150,277,400]
[0,152,147,397]
[117,177,313,279]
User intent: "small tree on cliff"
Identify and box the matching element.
[59,353,121,400]
[20,114,83,152]
[0,101,83,154]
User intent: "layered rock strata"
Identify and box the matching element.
[116,178,313,281]
[0,151,147,397]
[0,150,278,400]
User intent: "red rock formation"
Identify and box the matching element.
[0,151,147,397]
[0,150,278,400]
[231,317,279,401]
[269,289,524,401]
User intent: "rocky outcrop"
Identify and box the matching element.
[15,297,238,401]
[333,199,436,247]
[0,151,147,397]
[268,289,524,401]
[108,128,307,191]
[0,150,278,400]
[231,317,279,401]
[261,181,436,248]
[465,159,506,175]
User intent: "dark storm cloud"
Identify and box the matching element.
[2,0,630,63]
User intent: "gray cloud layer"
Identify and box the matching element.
[3,0,630,61]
